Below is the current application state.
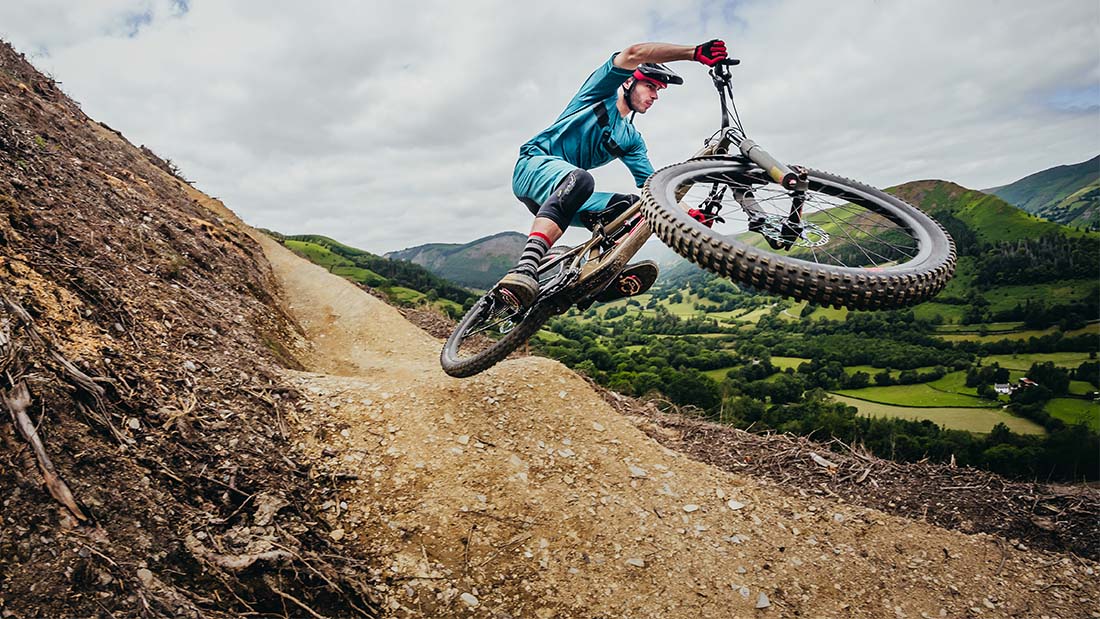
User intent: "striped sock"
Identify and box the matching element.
[512,232,551,278]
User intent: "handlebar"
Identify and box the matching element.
[710,59,739,129]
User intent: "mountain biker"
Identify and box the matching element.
[497,39,729,307]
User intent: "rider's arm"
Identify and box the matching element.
[614,40,728,70]
[622,144,655,189]
[612,43,694,70]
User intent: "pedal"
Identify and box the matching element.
[595,261,659,303]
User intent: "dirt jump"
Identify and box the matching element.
[258,234,1097,618]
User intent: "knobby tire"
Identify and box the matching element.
[641,158,956,310]
[440,297,553,378]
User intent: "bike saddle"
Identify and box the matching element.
[578,198,635,231]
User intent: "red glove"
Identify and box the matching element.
[693,39,727,66]
[688,208,715,228]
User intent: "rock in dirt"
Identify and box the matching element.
[136,568,154,587]
[252,494,289,527]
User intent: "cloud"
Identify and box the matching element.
[0,0,1096,253]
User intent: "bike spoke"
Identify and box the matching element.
[678,174,926,269]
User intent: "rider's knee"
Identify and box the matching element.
[567,169,595,202]
[555,169,595,212]
[536,169,596,230]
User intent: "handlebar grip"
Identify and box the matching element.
[720,58,741,66]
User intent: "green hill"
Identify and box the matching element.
[888,179,1079,244]
[265,232,476,312]
[385,231,526,289]
[984,155,1099,228]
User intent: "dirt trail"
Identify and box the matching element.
[256,235,1097,618]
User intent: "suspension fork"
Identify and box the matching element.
[778,166,810,246]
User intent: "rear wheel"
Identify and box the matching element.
[440,294,553,378]
[641,158,956,310]
[440,247,573,378]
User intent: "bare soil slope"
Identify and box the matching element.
[0,42,377,618]
[261,236,1098,618]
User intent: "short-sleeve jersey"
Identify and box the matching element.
[519,54,654,188]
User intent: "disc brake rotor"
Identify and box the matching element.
[756,215,830,248]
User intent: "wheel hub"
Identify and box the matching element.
[755,215,829,248]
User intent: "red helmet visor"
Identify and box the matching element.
[632,69,668,89]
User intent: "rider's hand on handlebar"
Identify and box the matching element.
[693,39,727,66]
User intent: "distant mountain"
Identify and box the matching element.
[983,155,1099,228]
[386,231,526,289]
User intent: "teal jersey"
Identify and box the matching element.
[519,54,654,188]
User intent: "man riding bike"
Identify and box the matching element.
[497,39,729,307]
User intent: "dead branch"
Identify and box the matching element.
[263,574,329,619]
[0,292,106,405]
[4,380,87,521]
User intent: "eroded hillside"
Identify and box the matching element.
[0,40,1097,619]
[0,42,376,618]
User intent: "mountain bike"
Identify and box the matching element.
[441,58,956,378]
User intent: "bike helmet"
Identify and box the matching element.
[623,63,683,115]
[633,62,684,87]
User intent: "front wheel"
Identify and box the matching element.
[641,158,956,310]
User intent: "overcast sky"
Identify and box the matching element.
[2,0,1097,253]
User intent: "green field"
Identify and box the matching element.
[732,306,775,324]
[983,280,1099,313]
[842,365,943,379]
[834,383,991,408]
[981,352,1095,371]
[830,394,1045,435]
[1069,380,1098,396]
[384,286,425,304]
[784,301,849,322]
[933,322,1025,334]
[1045,398,1100,431]
[927,371,982,397]
[285,239,348,268]
[771,356,808,370]
[435,298,463,314]
[938,322,1099,343]
[534,330,567,343]
[704,367,734,382]
[913,302,968,324]
[332,265,388,286]
[702,356,807,382]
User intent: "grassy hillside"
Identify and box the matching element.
[269,233,476,313]
[985,155,1099,228]
[890,180,1075,244]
